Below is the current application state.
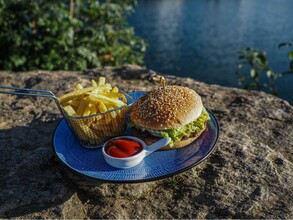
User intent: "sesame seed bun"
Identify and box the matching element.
[130,85,203,130]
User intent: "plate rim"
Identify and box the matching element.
[51,94,220,184]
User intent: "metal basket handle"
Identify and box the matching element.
[0,85,64,116]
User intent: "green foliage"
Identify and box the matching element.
[0,0,146,71]
[236,43,293,96]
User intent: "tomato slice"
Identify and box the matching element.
[106,145,129,158]
[112,139,142,156]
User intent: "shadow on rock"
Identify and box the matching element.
[0,118,75,218]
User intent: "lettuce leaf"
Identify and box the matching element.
[129,108,210,146]
[157,108,210,145]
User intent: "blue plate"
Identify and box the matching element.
[52,92,219,183]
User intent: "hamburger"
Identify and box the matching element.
[128,85,210,149]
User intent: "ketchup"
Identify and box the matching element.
[105,138,143,158]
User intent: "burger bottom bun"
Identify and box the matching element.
[129,123,207,150]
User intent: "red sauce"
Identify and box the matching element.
[105,138,143,158]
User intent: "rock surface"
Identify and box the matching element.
[0,65,292,219]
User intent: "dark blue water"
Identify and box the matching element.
[128,0,293,104]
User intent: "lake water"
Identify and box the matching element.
[128,0,293,104]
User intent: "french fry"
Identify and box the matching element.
[89,84,112,95]
[83,106,91,116]
[58,87,94,104]
[70,99,80,108]
[98,102,107,113]
[83,117,95,127]
[91,79,98,87]
[70,120,88,140]
[89,94,125,107]
[111,86,119,93]
[97,76,106,86]
[79,121,99,139]
[98,92,125,100]
[88,101,97,115]
[104,108,114,124]
[91,118,111,132]
[75,83,83,90]
[63,105,76,116]
[76,99,87,116]
[107,106,117,118]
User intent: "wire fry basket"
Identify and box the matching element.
[63,92,134,148]
[0,86,134,148]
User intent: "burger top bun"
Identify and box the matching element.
[130,85,203,130]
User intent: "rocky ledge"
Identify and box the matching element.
[0,65,292,219]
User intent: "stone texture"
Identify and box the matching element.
[0,65,292,219]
